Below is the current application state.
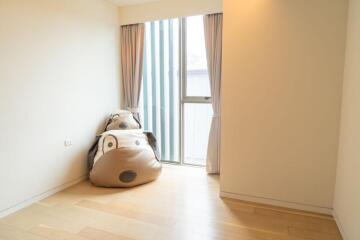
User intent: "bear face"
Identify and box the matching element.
[106,110,140,131]
[90,146,161,188]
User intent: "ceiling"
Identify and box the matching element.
[109,0,160,7]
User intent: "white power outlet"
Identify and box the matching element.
[64,139,73,147]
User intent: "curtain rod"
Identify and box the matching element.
[119,11,223,27]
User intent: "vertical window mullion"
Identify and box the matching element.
[159,20,166,160]
[168,19,174,161]
[180,17,186,165]
[143,37,149,130]
[150,22,157,138]
[181,18,187,101]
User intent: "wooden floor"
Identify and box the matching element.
[0,165,342,240]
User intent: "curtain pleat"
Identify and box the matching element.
[121,23,145,123]
[204,13,223,174]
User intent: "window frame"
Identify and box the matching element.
[180,17,212,105]
[141,16,212,167]
[179,17,212,166]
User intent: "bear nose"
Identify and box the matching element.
[119,170,137,183]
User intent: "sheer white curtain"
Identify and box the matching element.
[204,13,223,174]
[120,23,145,122]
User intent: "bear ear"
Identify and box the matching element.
[111,113,120,120]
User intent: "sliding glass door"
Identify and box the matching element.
[140,15,212,166]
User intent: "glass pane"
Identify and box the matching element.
[184,103,213,165]
[186,15,211,97]
[139,18,180,162]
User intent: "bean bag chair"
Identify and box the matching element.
[88,111,161,187]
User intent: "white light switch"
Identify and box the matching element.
[64,139,73,147]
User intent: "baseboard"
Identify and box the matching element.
[332,209,348,240]
[220,191,332,215]
[0,175,88,218]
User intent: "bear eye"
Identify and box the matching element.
[102,135,117,154]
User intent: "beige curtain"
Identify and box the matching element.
[120,23,145,122]
[204,13,223,174]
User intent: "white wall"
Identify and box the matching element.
[220,0,348,214]
[0,0,120,215]
[333,0,360,238]
[118,0,222,25]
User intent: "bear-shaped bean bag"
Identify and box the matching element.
[88,111,161,187]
